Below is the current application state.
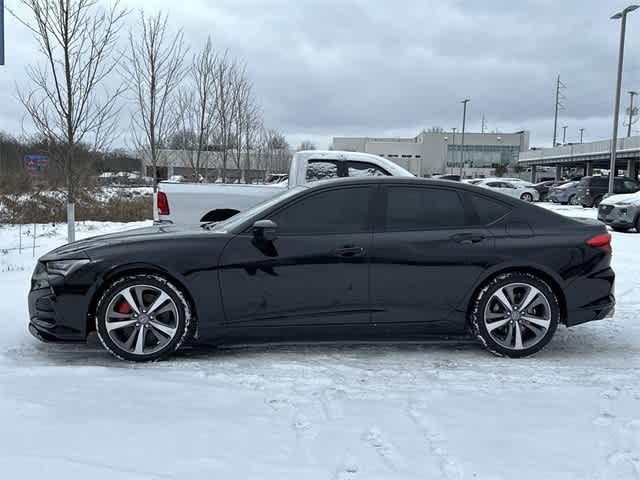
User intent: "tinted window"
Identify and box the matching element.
[271,187,370,234]
[385,187,465,230]
[469,193,512,225]
[306,161,339,182]
[623,180,638,192]
[346,161,389,177]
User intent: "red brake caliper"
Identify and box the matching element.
[116,299,132,314]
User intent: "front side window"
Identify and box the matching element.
[346,161,389,178]
[385,187,465,231]
[306,160,340,183]
[270,187,370,235]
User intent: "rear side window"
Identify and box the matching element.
[271,187,370,235]
[306,160,340,183]
[468,193,512,225]
[385,187,465,230]
[346,161,389,177]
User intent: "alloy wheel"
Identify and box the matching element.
[104,284,179,356]
[483,282,551,351]
[521,193,533,202]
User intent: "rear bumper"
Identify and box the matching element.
[566,295,615,327]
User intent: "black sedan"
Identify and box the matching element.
[29,177,615,361]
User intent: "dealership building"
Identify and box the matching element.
[332,130,530,177]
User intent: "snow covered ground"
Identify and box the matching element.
[1,206,639,480]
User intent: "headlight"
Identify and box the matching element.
[45,259,90,276]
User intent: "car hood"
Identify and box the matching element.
[601,191,640,207]
[41,224,221,260]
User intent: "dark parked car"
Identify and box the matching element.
[575,176,639,207]
[29,177,615,361]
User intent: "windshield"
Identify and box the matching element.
[209,186,307,233]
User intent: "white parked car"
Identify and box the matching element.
[477,179,540,202]
[156,151,413,224]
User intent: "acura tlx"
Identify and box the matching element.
[28,177,615,361]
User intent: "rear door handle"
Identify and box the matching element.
[451,233,485,245]
[332,246,365,257]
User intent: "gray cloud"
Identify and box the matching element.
[1,0,639,150]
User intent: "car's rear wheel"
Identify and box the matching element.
[568,194,577,205]
[636,215,640,233]
[471,273,559,358]
[96,274,193,362]
[593,196,603,208]
[520,193,534,202]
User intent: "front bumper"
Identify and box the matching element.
[598,204,638,228]
[28,287,86,342]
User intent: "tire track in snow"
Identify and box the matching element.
[406,401,463,480]
[362,426,405,471]
[594,387,640,480]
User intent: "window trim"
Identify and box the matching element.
[378,185,473,233]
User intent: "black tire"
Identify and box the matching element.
[593,196,603,208]
[568,195,577,205]
[96,274,193,362]
[636,215,640,233]
[520,193,534,202]
[470,272,560,358]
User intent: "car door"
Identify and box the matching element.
[369,185,495,333]
[218,185,373,327]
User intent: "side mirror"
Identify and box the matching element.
[252,219,278,242]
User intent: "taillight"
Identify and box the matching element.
[157,192,170,215]
[586,233,611,253]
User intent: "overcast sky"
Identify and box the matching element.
[1,0,639,150]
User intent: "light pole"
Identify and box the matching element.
[579,128,585,143]
[562,125,568,144]
[627,90,638,137]
[451,127,457,174]
[459,99,470,178]
[609,5,639,193]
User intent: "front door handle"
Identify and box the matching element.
[451,233,485,245]
[332,246,365,257]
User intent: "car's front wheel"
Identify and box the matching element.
[568,194,577,205]
[96,274,193,362]
[471,272,559,358]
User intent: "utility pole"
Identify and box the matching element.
[481,115,486,134]
[627,90,638,137]
[459,99,470,179]
[553,75,566,146]
[0,0,5,66]
[609,5,639,194]
[579,128,585,143]
[450,127,457,174]
[562,125,568,144]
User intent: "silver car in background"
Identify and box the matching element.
[476,179,540,202]
[598,192,640,233]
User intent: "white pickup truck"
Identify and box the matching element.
[156,150,413,224]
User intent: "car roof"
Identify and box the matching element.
[301,176,521,203]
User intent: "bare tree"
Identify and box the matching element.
[297,140,316,151]
[122,10,187,213]
[15,0,127,241]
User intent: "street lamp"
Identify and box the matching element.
[562,125,568,144]
[579,128,585,143]
[609,4,639,194]
[450,127,457,174]
[460,99,470,178]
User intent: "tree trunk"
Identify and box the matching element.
[67,201,76,242]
